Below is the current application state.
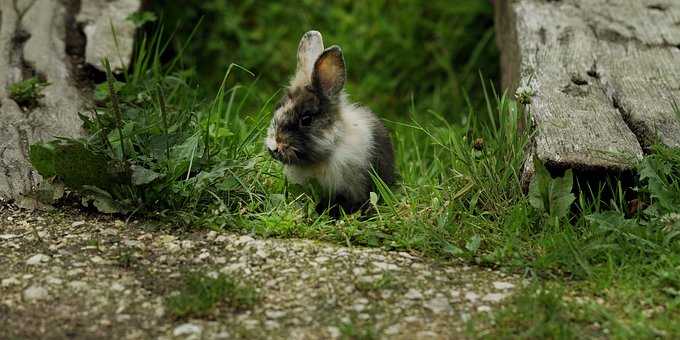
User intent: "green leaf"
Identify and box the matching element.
[131,165,163,185]
[126,11,157,27]
[29,143,57,178]
[81,185,122,214]
[528,157,575,219]
[94,81,125,102]
[369,191,378,207]
[466,234,481,254]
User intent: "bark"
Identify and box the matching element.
[0,0,139,202]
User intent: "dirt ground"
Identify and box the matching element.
[0,204,520,339]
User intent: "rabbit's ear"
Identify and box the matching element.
[295,31,324,84]
[312,46,346,98]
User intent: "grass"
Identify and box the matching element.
[166,272,258,318]
[23,4,680,338]
[153,0,497,121]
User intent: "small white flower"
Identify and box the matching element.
[515,85,535,105]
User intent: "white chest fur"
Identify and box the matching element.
[284,102,376,201]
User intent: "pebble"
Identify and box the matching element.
[111,283,125,291]
[26,253,50,265]
[424,295,453,314]
[482,293,506,303]
[493,281,515,290]
[46,276,63,285]
[23,285,49,301]
[384,324,401,335]
[477,305,492,312]
[1,277,20,287]
[405,288,423,300]
[372,261,399,271]
[71,221,86,228]
[173,323,202,336]
[465,292,479,302]
[68,281,88,291]
[327,326,341,339]
[265,310,286,319]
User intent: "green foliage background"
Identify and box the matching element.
[154,0,498,119]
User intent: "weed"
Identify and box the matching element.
[116,249,136,268]
[166,272,258,318]
[9,77,49,109]
[338,316,380,340]
[480,283,594,339]
[355,272,397,295]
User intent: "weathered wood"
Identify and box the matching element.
[0,0,139,202]
[496,0,680,180]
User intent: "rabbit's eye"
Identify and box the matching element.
[300,113,313,127]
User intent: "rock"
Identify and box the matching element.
[464,292,479,302]
[265,310,287,319]
[23,285,49,301]
[405,288,423,300]
[424,295,453,314]
[46,277,64,286]
[180,240,194,249]
[493,281,515,290]
[482,293,506,303]
[71,221,86,228]
[477,305,492,312]
[68,281,88,292]
[90,256,105,264]
[384,324,401,335]
[26,254,50,265]
[173,323,202,337]
[372,261,399,271]
[327,326,341,339]
[1,277,20,287]
[111,283,125,292]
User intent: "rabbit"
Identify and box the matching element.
[265,30,395,217]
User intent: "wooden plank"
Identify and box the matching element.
[496,0,680,179]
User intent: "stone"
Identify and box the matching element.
[492,281,515,290]
[71,221,86,228]
[1,277,20,287]
[26,254,50,265]
[464,292,479,302]
[68,281,88,292]
[23,285,49,301]
[482,293,506,303]
[424,296,453,314]
[173,323,202,337]
[405,288,423,300]
[265,310,287,319]
[477,305,492,312]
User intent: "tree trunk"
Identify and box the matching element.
[496,0,680,184]
[0,0,139,202]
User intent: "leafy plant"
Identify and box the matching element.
[9,77,49,109]
[29,29,269,220]
[528,157,576,226]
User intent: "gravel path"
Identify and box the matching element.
[0,205,519,339]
